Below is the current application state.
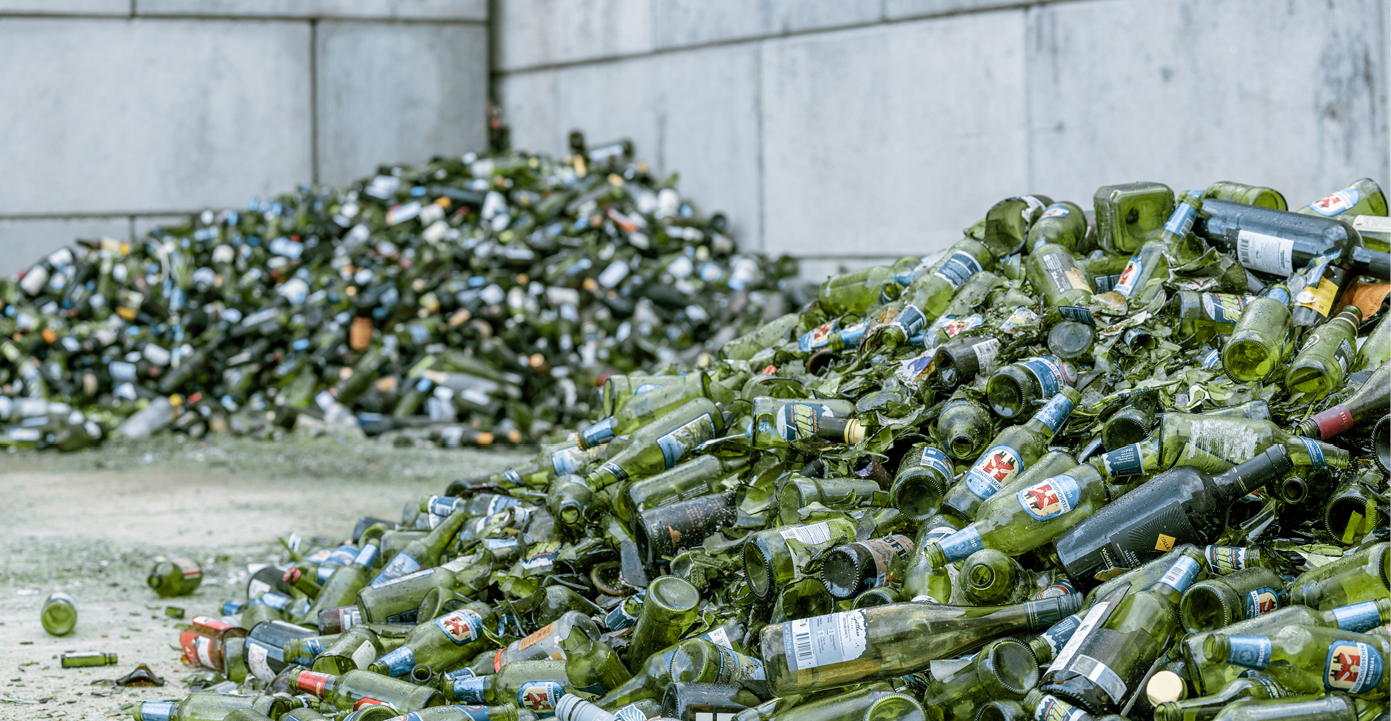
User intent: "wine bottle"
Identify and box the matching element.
[1294,361,1391,440]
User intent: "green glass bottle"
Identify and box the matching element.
[940,389,1080,520]
[1205,624,1390,697]
[923,462,1107,567]
[596,621,744,708]
[471,611,600,676]
[1223,284,1293,382]
[1027,202,1089,255]
[41,591,77,636]
[444,660,572,705]
[1165,291,1257,345]
[669,638,769,695]
[356,552,483,625]
[1113,189,1203,300]
[369,508,469,587]
[1296,178,1388,218]
[936,392,993,460]
[742,518,859,600]
[310,625,384,675]
[878,240,994,346]
[902,520,966,603]
[986,357,1078,420]
[1026,244,1094,307]
[133,694,297,721]
[760,593,1080,694]
[1039,554,1205,714]
[723,313,800,361]
[560,620,632,695]
[1205,181,1288,210]
[1296,361,1391,441]
[1181,598,1391,696]
[626,575,701,671]
[1288,542,1390,610]
[367,602,493,677]
[1097,413,1348,479]
[586,397,723,488]
[291,667,443,712]
[889,443,955,521]
[1095,182,1176,254]
[747,398,864,451]
[960,548,1037,605]
[621,454,747,522]
[921,638,1039,721]
[148,557,203,598]
[1286,306,1362,396]
[1202,546,1286,576]
[1209,694,1357,721]
[1020,613,1084,667]
[1153,675,1291,721]
[779,476,887,525]
[578,371,715,449]
[1101,394,1158,451]
[819,535,915,600]
[817,261,915,317]
[60,651,117,668]
[1178,566,1286,632]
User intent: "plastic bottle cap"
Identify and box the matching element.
[1146,670,1186,705]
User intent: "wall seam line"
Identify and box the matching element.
[309,17,319,186]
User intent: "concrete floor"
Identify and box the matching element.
[0,435,529,719]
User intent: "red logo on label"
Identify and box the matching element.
[978,451,1017,483]
[1331,650,1362,684]
[439,613,477,642]
[523,688,556,711]
[1025,484,1059,512]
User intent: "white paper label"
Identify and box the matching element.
[1074,654,1127,703]
[780,521,832,545]
[1353,215,1391,233]
[785,610,868,671]
[247,579,271,599]
[972,338,1000,371]
[1236,229,1295,276]
[247,642,274,681]
[351,640,377,670]
[705,627,732,649]
[195,637,215,668]
[1048,601,1110,674]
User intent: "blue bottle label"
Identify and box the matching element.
[427,496,462,517]
[712,644,767,684]
[935,250,984,290]
[1224,635,1273,669]
[551,445,590,476]
[503,468,523,486]
[1296,437,1327,469]
[918,447,953,481]
[579,418,615,450]
[1307,187,1361,216]
[1201,294,1250,325]
[518,680,566,716]
[1163,199,1199,237]
[1204,546,1249,575]
[891,304,929,337]
[1020,356,1073,399]
[1332,601,1385,633]
[450,676,488,704]
[1157,555,1201,592]
[1058,305,1094,325]
[936,525,985,564]
[370,551,422,586]
[1201,349,1222,369]
[140,702,177,721]
[1041,204,1070,219]
[1100,444,1145,476]
[1243,587,1280,619]
[965,445,1024,501]
[1266,285,1291,305]
[1114,256,1143,298]
[376,646,416,676]
[920,525,958,545]
[1018,474,1082,521]
[1040,614,1082,655]
[435,609,485,645]
[835,321,868,349]
[1031,392,1076,435]
[605,598,642,632]
[615,705,651,721]
[655,413,715,469]
[598,461,629,482]
[1325,640,1383,693]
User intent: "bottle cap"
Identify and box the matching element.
[1146,670,1187,705]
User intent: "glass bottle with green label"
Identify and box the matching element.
[924,462,1107,568]
[1285,306,1362,396]
[1027,202,1089,255]
[922,638,1039,721]
[877,240,994,347]
[1096,413,1347,479]
[939,389,1080,521]
[743,517,859,600]
[1026,244,1094,308]
[1205,624,1390,698]
[759,593,1080,694]
[986,356,1077,419]
[1113,190,1203,301]
[41,592,77,636]
[626,576,700,671]
[585,397,723,489]
[1165,291,1257,346]
[1204,181,1287,210]
[888,443,956,521]
[1178,566,1286,632]
[1288,542,1390,610]
[818,535,914,600]
[1039,554,1205,714]
[1223,284,1293,382]
[748,398,864,451]
[367,602,493,677]
[1295,178,1388,218]
[1095,182,1176,254]
[936,391,994,460]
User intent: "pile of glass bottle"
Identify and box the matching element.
[141,177,1391,721]
[0,132,800,450]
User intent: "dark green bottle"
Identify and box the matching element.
[1179,566,1286,632]
[1153,675,1291,721]
[920,638,1039,721]
[936,391,993,460]
[1027,201,1089,254]
[889,443,955,521]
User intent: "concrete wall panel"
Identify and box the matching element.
[134,0,487,20]
[495,0,653,71]
[0,0,128,14]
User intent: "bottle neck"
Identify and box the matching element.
[1210,446,1293,500]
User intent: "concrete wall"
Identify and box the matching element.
[0,1,489,275]
[494,0,1391,279]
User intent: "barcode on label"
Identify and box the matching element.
[790,618,815,669]
[706,627,732,649]
[780,521,832,545]
[1048,601,1109,673]
[696,714,737,721]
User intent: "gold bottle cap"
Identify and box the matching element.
[1146,670,1187,706]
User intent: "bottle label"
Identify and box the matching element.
[1020,356,1074,401]
[1040,251,1091,292]
[422,707,494,721]
[435,609,485,645]
[1031,391,1076,435]
[969,337,1002,371]
[780,521,833,545]
[503,468,523,486]
[451,676,488,703]
[936,525,985,564]
[371,551,422,587]
[1307,187,1361,216]
[605,599,642,632]
[1296,276,1341,317]
[1100,444,1145,476]
[615,705,650,721]
[1332,601,1385,632]
[1071,654,1127,704]
[776,403,839,443]
[863,535,915,587]
[705,626,734,649]
[1236,229,1295,275]
[351,640,376,670]
[1114,255,1143,297]
[935,250,984,290]
[1018,474,1081,521]
[890,304,929,338]
[1201,293,1250,325]
[1033,694,1088,721]
[1036,576,1076,600]
[518,680,565,714]
[799,321,836,352]
[783,610,868,671]
[1295,436,1327,469]
[712,644,767,684]
[337,606,362,632]
[247,641,275,682]
[1157,555,1201,592]
[1204,546,1249,575]
[1058,306,1094,325]
[1325,641,1385,693]
[1049,601,1110,673]
[194,636,216,668]
[656,413,716,469]
[965,445,1024,500]
[376,646,416,676]
[597,461,630,483]
[918,447,954,480]
[140,702,178,721]
[1042,205,1070,219]
[552,445,591,476]
[1164,200,1199,237]
[920,525,958,545]
[1244,587,1280,618]
[1040,614,1082,655]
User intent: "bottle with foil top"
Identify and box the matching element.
[877,240,994,348]
[818,535,915,600]
[986,356,1077,419]
[1295,361,1391,441]
[1178,566,1286,632]
[1096,413,1347,479]
[1026,201,1089,254]
[941,388,1080,521]
[1223,284,1294,383]
[585,397,724,488]
[1285,305,1361,396]
[1113,189,1204,300]
[747,397,864,450]
[1295,178,1388,218]
[1165,291,1257,345]
[1204,624,1391,698]
[888,443,956,521]
[924,462,1108,568]
[1039,553,1205,715]
[1204,181,1288,210]
[1026,244,1094,308]
[759,593,1081,695]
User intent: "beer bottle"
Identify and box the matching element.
[596,621,745,708]
[1208,695,1357,721]
[626,576,701,671]
[559,621,632,695]
[1295,361,1391,441]
[1100,394,1158,450]
[933,336,1002,391]
[1295,178,1388,218]
[983,195,1054,255]
[1291,263,1350,328]
[1285,306,1361,396]
[577,371,716,449]
[878,240,994,346]
[1039,553,1204,714]
[1223,284,1293,382]
[818,535,914,600]
[472,611,601,676]
[746,398,864,450]
[443,660,572,705]
[661,683,761,721]
[41,592,77,636]
[759,594,1079,694]
[778,476,886,524]
[60,651,118,668]
[1095,182,1176,254]
[356,553,486,625]
[888,444,954,521]
[1054,447,1294,586]
[585,398,724,488]
[305,541,379,621]
[133,694,297,721]
[1202,546,1286,576]
[1152,675,1291,721]
[986,357,1077,419]
[1165,291,1256,346]
[1288,542,1390,610]
[621,454,748,522]
[1020,614,1084,666]
[901,520,966,603]
[369,508,468,587]
[1027,201,1089,255]
[742,518,858,600]
[1114,190,1203,300]
[961,549,1037,605]
[1026,244,1094,308]
[368,603,492,677]
[1197,200,1384,278]
[816,260,916,317]
[921,638,1040,721]
[1178,566,1286,632]
[1097,413,1347,479]
[1204,181,1287,210]
[669,638,769,696]
[290,667,443,712]
[936,391,994,460]
[311,625,384,675]
[1204,624,1390,697]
